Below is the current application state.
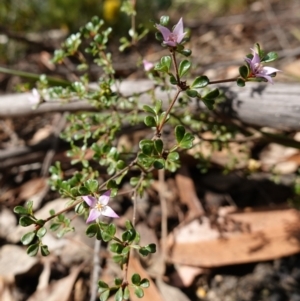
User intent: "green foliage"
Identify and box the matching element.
[155,56,172,73]
[11,7,280,301]
[178,60,191,77]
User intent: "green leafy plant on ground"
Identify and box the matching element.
[11,1,280,300]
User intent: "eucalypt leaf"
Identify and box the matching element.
[175,125,195,149]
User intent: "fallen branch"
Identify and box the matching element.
[0,80,299,131]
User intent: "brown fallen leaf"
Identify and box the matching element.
[128,256,164,301]
[0,245,38,279]
[172,264,204,287]
[169,206,300,267]
[27,263,85,301]
[175,166,204,219]
[156,279,191,301]
[0,177,47,205]
[0,277,14,301]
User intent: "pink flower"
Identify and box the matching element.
[245,49,281,84]
[143,60,154,71]
[83,190,119,223]
[156,18,186,47]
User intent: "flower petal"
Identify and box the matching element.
[250,49,261,65]
[256,74,274,84]
[99,190,111,206]
[176,32,186,44]
[164,40,177,47]
[83,195,97,207]
[173,18,184,37]
[261,66,281,75]
[102,205,119,218]
[143,60,154,71]
[156,24,171,41]
[86,208,101,223]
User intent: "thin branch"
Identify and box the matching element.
[90,239,102,301]
[157,87,182,134]
[158,169,168,262]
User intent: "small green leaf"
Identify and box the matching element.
[102,223,116,242]
[263,51,278,63]
[144,116,157,128]
[153,159,165,169]
[122,246,130,255]
[154,56,171,73]
[37,227,47,239]
[167,152,179,162]
[100,290,110,301]
[169,74,177,85]
[14,206,28,215]
[137,153,154,169]
[112,254,124,265]
[180,49,192,57]
[26,200,34,212]
[154,100,162,114]
[85,179,99,193]
[125,220,133,230]
[160,15,169,26]
[21,232,36,245]
[132,273,141,285]
[122,229,136,242]
[130,177,139,186]
[19,216,36,227]
[134,287,144,298]
[86,223,99,237]
[139,243,156,256]
[107,179,118,189]
[98,280,109,290]
[139,139,154,156]
[140,278,150,288]
[146,243,156,253]
[178,60,191,77]
[202,98,215,110]
[41,245,50,256]
[78,186,89,195]
[159,111,169,125]
[175,125,185,143]
[236,78,246,87]
[239,65,249,79]
[203,88,220,100]
[191,75,209,89]
[114,278,122,286]
[116,160,126,170]
[139,248,149,256]
[27,243,39,257]
[179,132,195,149]
[50,223,60,231]
[110,243,124,254]
[75,202,85,215]
[154,139,163,154]
[143,105,156,115]
[186,89,198,98]
[124,287,130,300]
[115,287,123,301]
